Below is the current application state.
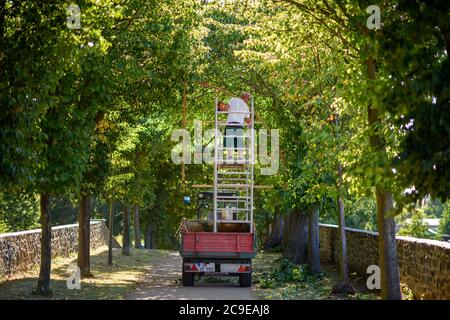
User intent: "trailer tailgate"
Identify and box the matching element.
[182,232,254,256]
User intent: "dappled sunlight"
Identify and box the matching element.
[126,249,258,300]
[0,243,380,300]
[0,246,169,300]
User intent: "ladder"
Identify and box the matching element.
[213,97,255,233]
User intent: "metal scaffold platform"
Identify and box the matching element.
[213,97,255,233]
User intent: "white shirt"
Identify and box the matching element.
[227,98,250,125]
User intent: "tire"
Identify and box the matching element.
[182,271,195,286]
[239,271,252,287]
[182,259,195,286]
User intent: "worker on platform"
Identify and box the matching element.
[217,93,252,163]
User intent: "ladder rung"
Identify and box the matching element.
[217,184,252,188]
[218,167,249,170]
[216,199,248,203]
[216,220,251,224]
[217,159,251,168]
[218,172,249,175]
[216,208,251,211]
[218,173,251,176]
[217,196,251,199]
[217,182,249,185]
[204,120,260,124]
[216,122,252,127]
[217,111,250,114]
[218,178,248,181]
[222,135,246,138]
[216,148,249,150]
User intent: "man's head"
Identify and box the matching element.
[241,92,251,104]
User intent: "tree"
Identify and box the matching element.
[108,201,114,265]
[270,0,402,299]
[133,205,143,249]
[264,205,284,250]
[398,210,431,239]
[379,1,450,202]
[0,2,101,295]
[282,208,309,264]
[0,2,69,192]
[437,202,450,238]
[122,205,131,256]
[74,24,116,278]
[307,205,320,274]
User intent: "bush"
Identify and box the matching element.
[398,209,434,239]
[256,258,322,289]
[437,202,450,238]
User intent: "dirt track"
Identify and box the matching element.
[125,251,258,300]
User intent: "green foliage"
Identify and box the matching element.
[398,209,433,239]
[437,202,450,237]
[378,0,450,202]
[0,2,78,191]
[256,258,323,289]
[0,220,7,234]
[344,196,377,231]
[400,283,415,300]
[320,195,377,231]
[1,0,449,253]
[0,192,39,233]
[423,199,445,218]
[49,197,79,226]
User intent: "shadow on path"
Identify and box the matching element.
[126,251,258,300]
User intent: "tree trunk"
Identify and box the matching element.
[307,205,320,274]
[263,213,271,245]
[133,205,143,249]
[264,207,284,249]
[376,190,401,299]
[367,56,401,300]
[337,162,350,285]
[108,201,114,266]
[282,208,308,264]
[37,194,52,296]
[181,82,187,181]
[145,224,157,249]
[78,194,92,277]
[122,205,131,256]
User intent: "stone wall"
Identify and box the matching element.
[0,220,114,277]
[319,224,450,300]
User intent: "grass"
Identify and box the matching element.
[252,252,380,300]
[0,246,171,300]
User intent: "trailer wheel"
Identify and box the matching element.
[239,271,252,287]
[182,271,194,286]
[182,260,195,287]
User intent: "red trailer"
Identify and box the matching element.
[180,192,255,287]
